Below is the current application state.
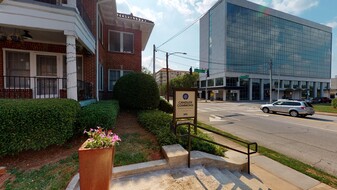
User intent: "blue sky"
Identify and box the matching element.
[116,0,337,77]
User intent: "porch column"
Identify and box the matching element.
[260,79,264,100]
[249,78,252,101]
[65,31,78,100]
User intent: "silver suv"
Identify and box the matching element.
[260,100,315,117]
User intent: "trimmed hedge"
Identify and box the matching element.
[0,99,80,156]
[77,100,119,132]
[114,73,160,110]
[137,110,224,156]
[332,98,337,108]
[158,97,173,114]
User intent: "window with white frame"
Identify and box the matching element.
[108,31,134,53]
[98,64,103,91]
[108,70,132,91]
[5,51,30,88]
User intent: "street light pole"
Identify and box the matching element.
[166,51,187,101]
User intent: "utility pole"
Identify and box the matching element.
[153,44,156,79]
[166,52,169,101]
[269,59,272,103]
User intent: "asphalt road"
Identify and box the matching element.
[197,101,337,177]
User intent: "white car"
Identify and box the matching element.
[260,100,315,117]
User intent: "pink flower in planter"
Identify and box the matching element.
[83,126,120,149]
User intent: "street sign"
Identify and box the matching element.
[194,68,206,73]
[213,90,219,93]
[239,75,249,79]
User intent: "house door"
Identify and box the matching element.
[36,55,58,98]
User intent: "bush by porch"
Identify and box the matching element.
[0,99,80,156]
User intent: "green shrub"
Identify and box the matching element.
[77,100,119,133]
[114,73,160,110]
[137,110,224,156]
[137,110,176,146]
[0,99,80,156]
[158,97,173,113]
[332,98,337,108]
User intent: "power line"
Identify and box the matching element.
[157,49,266,67]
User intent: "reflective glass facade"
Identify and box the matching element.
[226,3,332,79]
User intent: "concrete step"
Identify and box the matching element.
[233,171,270,190]
[167,174,206,190]
[221,169,252,190]
[112,159,168,179]
[110,169,176,190]
[193,166,226,190]
[206,167,238,189]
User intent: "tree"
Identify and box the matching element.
[170,73,199,89]
[142,66,152,75]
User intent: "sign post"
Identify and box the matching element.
[173,88,198,134]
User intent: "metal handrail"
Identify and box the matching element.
[174,122,258,174]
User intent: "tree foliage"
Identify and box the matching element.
[170,73,199,89]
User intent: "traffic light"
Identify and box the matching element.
[207,69,210,77]
[189,67,192,75]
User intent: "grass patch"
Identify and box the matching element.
[199,121,337,188]
[4,153,79,190]
[114,133,160,166]
[313,103,337,113]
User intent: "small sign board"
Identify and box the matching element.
[194,68,206,73]
[239,75,249,80]
[213,90,219,93]
[173,88,197,119]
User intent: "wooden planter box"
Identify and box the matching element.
[78,140,115,190]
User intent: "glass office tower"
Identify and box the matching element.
[199,0,332,101]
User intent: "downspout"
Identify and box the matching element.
[96,1,100,101]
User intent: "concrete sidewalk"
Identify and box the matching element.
[206,132,335,190]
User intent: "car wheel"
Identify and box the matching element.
[290,110,298,117]
[262,107,269,113]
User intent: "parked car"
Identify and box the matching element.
[320,97,331,103]
[311,97,331,104]
[260,100,315,117]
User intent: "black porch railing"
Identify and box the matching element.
[1,76,93,100]
[173,122,258,174]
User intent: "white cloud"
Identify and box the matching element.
[194,0,217,14]
[248,0,319,15]
[325,21,337,28]
[158,0,194,16]
[116,0,163,23]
